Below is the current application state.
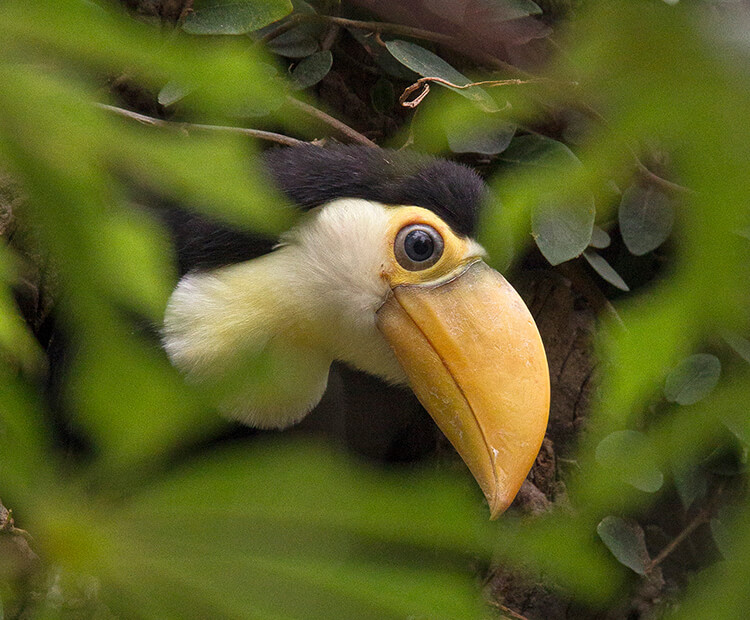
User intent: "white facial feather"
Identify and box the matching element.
[163,199,406,429]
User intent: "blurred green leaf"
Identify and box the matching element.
[664,354,722,406]
[532,198,595,265]
[183,0,293,35]
[723,331,750,364]
[385,40,499,112]
[619,183,675,256]
[711,518,733,559]
[597,516,651,575]
[596,430,664,493]
[446,122,516,155]
[291,50,332,90]
[583,249,630,291]
[673,464,708,509]
[499,133,581,170]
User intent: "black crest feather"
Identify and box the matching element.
[159,145,487,275]
[264,144,486,237]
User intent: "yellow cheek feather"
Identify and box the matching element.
[381,206,483,287]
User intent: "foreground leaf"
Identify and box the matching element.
[596,430,664,493]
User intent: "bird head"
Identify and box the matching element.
[162,145,550,518]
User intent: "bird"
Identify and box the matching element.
[158,144,550,519]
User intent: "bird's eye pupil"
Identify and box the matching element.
[394,223,444,271]
[405,230,434,261]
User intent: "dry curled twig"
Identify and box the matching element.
[398,76,538,108]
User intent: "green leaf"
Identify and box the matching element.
[384,40,498,111]
[266,28,319,57]
[619,183,675,255]
[183,0,293,35]
[446,122,516,155]
[157,80,192,107]
[672,464,708,509]
[597,516,651,575]
[722,331,750,364]
[532,198,596,265]
[589,225,611,249]
[583,249,630,291]
[664,354,721,405]
[291,50,332,90]
[595,430,664,492]
[500,134,582,170]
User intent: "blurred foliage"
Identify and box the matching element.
[0,0,749,618]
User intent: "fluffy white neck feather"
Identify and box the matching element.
[163,199,406,429]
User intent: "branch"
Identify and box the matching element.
[96,103,311,148]
[285,97,378,148]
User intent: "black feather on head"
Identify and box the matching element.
[263,144,487,237]
[157,145,488,275]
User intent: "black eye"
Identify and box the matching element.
[394,224,444,271]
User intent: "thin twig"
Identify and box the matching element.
[96,103,310,147]
[645,482,725,574]
[285,97,378,148]
[398,76,538,108]
[487,600,531,620]
[323,15,455,46]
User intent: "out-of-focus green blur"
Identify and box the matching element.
[0,0,748,618]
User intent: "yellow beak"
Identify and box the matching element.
[376,261,550,518]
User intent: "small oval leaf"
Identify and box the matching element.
[589,225,611,249]
[291,50,332,89]
[583,249,629,291]
[158,81,192,107]
[385,40,498,111]
[664,354,721,405]
[184,0,293,35]
[532,198,595,266]
[596,430,664,493]
[619,183,675,256]
[597,516,651,575]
